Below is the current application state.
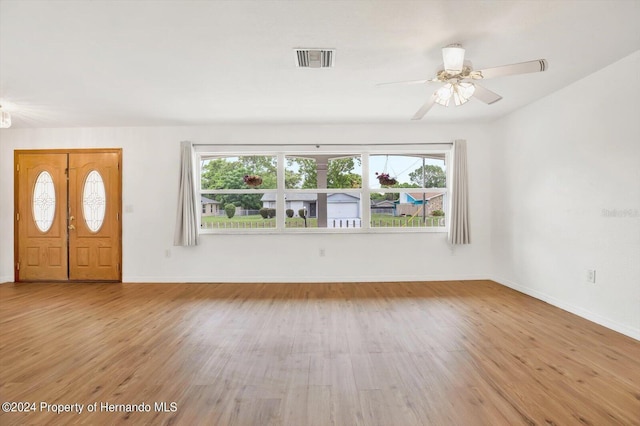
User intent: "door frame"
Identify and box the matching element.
[14,148,123,282]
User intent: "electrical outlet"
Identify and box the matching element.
[319,248,325,257]
[587,269,596,283]
[165,249,172,258]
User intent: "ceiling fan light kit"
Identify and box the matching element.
[453,82,476,106]
[435,84,454,106]
[435,81,476,107]
[379,44,548,120]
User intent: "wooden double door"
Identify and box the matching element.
[14,149,122,282]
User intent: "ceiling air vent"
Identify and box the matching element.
[294,49,335,68]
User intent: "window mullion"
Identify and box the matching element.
[362,153,370,229]
[277,153,286,230]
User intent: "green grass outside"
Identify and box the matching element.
[201,213,444,228]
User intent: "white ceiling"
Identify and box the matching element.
[1,0,639,128]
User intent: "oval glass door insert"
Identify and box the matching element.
[82,170,107,232]
[33,171,56,232]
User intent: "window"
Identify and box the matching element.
[200,155,277,230]
[197,145,449,233]
[369,154,447,229]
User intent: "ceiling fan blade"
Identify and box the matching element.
[376,79,432,87]
[472,84,503,105]
[411,93,438,120]
[474,59,548,79]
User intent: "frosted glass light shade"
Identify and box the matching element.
[442,44,465,73]
[435,83,453,106]
[453,82,476,106]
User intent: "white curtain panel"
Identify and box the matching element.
[448,139,471,245]
[173,141,199,246]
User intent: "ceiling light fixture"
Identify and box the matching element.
[0,106,11,128]
[434,83,454,106]
[442,43,465,73]
[434,82,476,107]
[453,82,476,106]
[434,44,476,107]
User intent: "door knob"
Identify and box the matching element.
[68,224,75,230]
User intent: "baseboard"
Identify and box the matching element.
[492,276,640,341]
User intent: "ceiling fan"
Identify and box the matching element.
[379,44,548,120]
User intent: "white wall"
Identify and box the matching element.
[492,50,640,339]
[0,123,493,284]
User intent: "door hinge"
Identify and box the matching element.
[117,212,120,221]
[16,163,20,172]
[16,212,19,221]
[16,262,20,271]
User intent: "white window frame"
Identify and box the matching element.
[196,144,451,234]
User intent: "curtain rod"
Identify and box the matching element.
[192,142,453,147]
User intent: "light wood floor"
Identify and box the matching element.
[0,280,638,425]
